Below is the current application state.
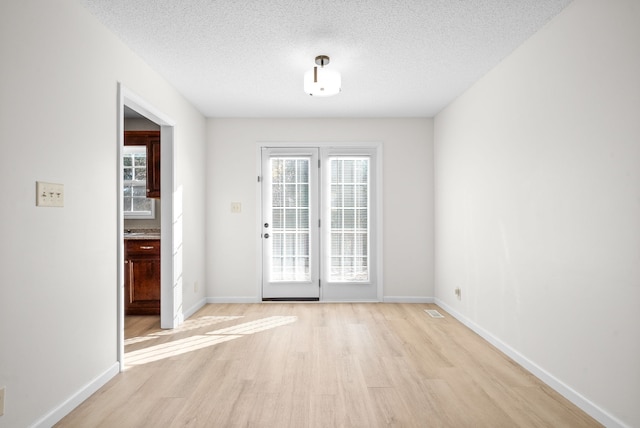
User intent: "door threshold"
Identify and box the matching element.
[262,297,320,302]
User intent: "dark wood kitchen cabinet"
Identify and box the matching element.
[124,239,160,315]
[124,131,160,198]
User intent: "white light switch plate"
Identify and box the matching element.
[36,181,64,207]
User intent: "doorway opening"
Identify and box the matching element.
[123,111,161,316]
[117,84,182,371]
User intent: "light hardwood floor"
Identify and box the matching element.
[56,303,601,427]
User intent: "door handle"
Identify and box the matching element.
[264,233,270,239]
[264,223,269,228]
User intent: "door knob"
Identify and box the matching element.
[264,233,270,239]
[264,223,269,228]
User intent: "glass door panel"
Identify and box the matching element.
[321,150,377,301]
[262,148,319,299]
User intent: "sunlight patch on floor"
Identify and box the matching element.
[206,316,298,335]
[125,315,298,367]
[124,315,243,346]
[125,335,241,366]
[154,315,244,336]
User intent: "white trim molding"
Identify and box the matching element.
[434,299,629,428]
[183,297,208,320]
[31,363,119,428]
[383,296,435,303]
[206,296,262,304]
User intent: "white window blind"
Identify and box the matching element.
[270,157,311,281]
[329,157,369,282]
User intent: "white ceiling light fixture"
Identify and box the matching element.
[304,55,341,97]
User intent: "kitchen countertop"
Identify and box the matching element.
[124,228,161,240]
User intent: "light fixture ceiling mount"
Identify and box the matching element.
[314,55,330,67]
[304,55,341,97]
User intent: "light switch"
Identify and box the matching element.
[36,181,64,207]
[231,202,242,213]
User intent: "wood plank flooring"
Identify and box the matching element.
[56,303,601,427]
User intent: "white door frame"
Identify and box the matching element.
[117,84,182,372]
[319,147,379,301]
[256,142,383,302]
[261,147,320,300]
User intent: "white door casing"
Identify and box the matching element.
[261,147,320,299]
[260,144,381,302]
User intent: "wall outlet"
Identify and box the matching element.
[455,288,461,300]
[194,280,199,292]
[0,386,5,416]
[36,181,64,207]
[230,202,242,213]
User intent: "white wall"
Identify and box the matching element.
[434,0,640,426]
[206,118,434,302]
[0,1,207,426]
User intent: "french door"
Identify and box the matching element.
[261,148,320,299]
[261,146,378,301]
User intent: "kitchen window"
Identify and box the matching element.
[123,146,155,219]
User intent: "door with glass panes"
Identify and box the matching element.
[261,147,377,301]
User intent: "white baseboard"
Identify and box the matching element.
[205,296,436,304]
[31,362,119,428]
[383,296,435,303]
[434,299,628,428]
[183,297,207,319]
[206,296,261,304]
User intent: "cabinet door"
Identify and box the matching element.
[124,239,161,315]
[147,136,161,198]
[125,258,160,315]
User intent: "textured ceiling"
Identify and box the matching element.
[81,0,572,118]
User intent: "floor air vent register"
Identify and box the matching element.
[424,309,445,318]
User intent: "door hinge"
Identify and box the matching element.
[319,279,321,288]
[318,159,321,168]
[318,219,321,228]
